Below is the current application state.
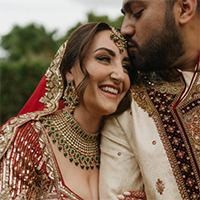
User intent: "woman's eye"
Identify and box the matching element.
[96,56,111,62]
[133,9,144,18]
[122,64,131,74]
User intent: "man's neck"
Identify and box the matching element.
[172,51,200,72]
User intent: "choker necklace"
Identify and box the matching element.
[40,111,100,170]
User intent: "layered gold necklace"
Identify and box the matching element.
[40,111,100,169]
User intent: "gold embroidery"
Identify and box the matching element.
[0,42,67,160]
[132,69,200,198]
[176,71,200,187]
[35,121,83,199]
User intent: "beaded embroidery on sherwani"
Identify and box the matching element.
[131,69,200,199]
[176,72,200,182]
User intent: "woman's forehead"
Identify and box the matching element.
[90,30,127,55]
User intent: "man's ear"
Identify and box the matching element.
[179,0,197,25]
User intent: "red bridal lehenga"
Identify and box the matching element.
[0,41,100,200]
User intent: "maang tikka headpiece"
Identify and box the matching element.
[110,27,127,53]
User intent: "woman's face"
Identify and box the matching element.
[67,30,131,118]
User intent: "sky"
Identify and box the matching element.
[0,0,124,38]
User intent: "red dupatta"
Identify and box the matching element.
[0,41,67,159]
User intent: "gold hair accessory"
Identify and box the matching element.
[63,81,79,114]
[110,27,127,53]
[40,111,100,170]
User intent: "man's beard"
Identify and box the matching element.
[129,10,185,72]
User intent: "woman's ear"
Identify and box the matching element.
[65,70,74,82]
[179,0,197,25]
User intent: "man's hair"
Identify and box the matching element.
[166,0,200,14]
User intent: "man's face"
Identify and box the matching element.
[121,0,185,72]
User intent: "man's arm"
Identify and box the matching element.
[99,111,144,200]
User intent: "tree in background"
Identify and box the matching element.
[1,24,59,61]
[0,24,58,125]
[0,12,123,125]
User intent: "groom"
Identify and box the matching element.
[100,0,200,199]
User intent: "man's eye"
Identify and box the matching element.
[96,56,111,62]
[133,9,144,18]
[121,9,125,15]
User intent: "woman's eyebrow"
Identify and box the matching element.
[94,48,116,57]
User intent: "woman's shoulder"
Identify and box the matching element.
[0,114,42,160]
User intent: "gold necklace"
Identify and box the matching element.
[40,111,100,169]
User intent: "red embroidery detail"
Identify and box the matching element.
[117,152,122,156]
[156,179,165,195]
[152,140,157,145]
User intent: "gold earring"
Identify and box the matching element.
[63,81,79,114]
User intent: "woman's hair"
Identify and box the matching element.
[60,22,132,116]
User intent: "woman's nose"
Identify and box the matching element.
[110,65,126,83]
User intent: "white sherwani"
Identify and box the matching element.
[100,62,200,200]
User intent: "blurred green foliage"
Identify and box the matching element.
[0,12,123,125]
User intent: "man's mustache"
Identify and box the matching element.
[127,39,139,49]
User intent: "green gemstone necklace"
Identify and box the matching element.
[40,111,100,170]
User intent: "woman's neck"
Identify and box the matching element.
[69,107,102,134]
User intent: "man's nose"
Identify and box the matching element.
[121,17,135,38]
